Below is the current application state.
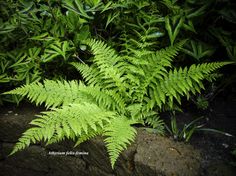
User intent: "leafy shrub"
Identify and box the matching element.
[0,0,98,103]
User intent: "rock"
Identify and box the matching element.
[0,164,47,176]
[115,143,137,176]
[1,143,49,172]
[47,155,87,176]
[1,142,88,176]
[46,140,75,151]
[0,105,42,142]
[0,104,204,176]
[80,136,137,175]
[134,129,201,176]
[80,136,113,173]
[205,162,236,176]
[0,115,33,142]
[88,165,115,176]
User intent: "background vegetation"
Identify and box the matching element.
[1,0,235,104]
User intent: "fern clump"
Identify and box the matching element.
[4,39,231,168]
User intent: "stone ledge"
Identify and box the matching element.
[0,105,201,176]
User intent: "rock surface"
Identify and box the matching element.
[134,130,201,176]
[0,103,202,176]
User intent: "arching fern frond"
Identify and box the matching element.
[147,40,186,67]
[78,84,126,112]
[4,80,81,108]
[10,103,116,155]
[84,39,122,66]
[84,39,127,94]
[128,41,185,102]
[71,62,103,86]
[144,62,231,110]
[104,117,137,169]
[74,128,104,147]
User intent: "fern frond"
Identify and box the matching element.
[10,103,116,155]
[144,115,165,134]
[9,127,42,155]
[188,62,231,77]
[126,103,143,119]
[131,42,185,103]
[4,80,81,108]
[84,39,122,66]
[145,40,186,67]
[78,84,126,112]
[84,39,127,93]
[145,62,231,109]
[71,62,103,86]
[104,117,137,169]
[74,128,104,147]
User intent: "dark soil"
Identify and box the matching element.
[174,88,236,176]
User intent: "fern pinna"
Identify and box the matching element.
[4,39,230,168]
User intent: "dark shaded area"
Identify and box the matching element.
[174,83,236,175]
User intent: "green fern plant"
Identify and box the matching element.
[4,39,231,168]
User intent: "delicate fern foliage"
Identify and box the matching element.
[10,103,116,155]
[4,80,81,108]
[5,38,231,169]
[145,62,229,110]
[104,118,137,168]
[83,39,127,94]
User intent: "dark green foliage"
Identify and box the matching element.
[1,0,234,104]
[195,96,209,110]
[5,38,230,168]
[0,0,98,103]
[231,149,236,166]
